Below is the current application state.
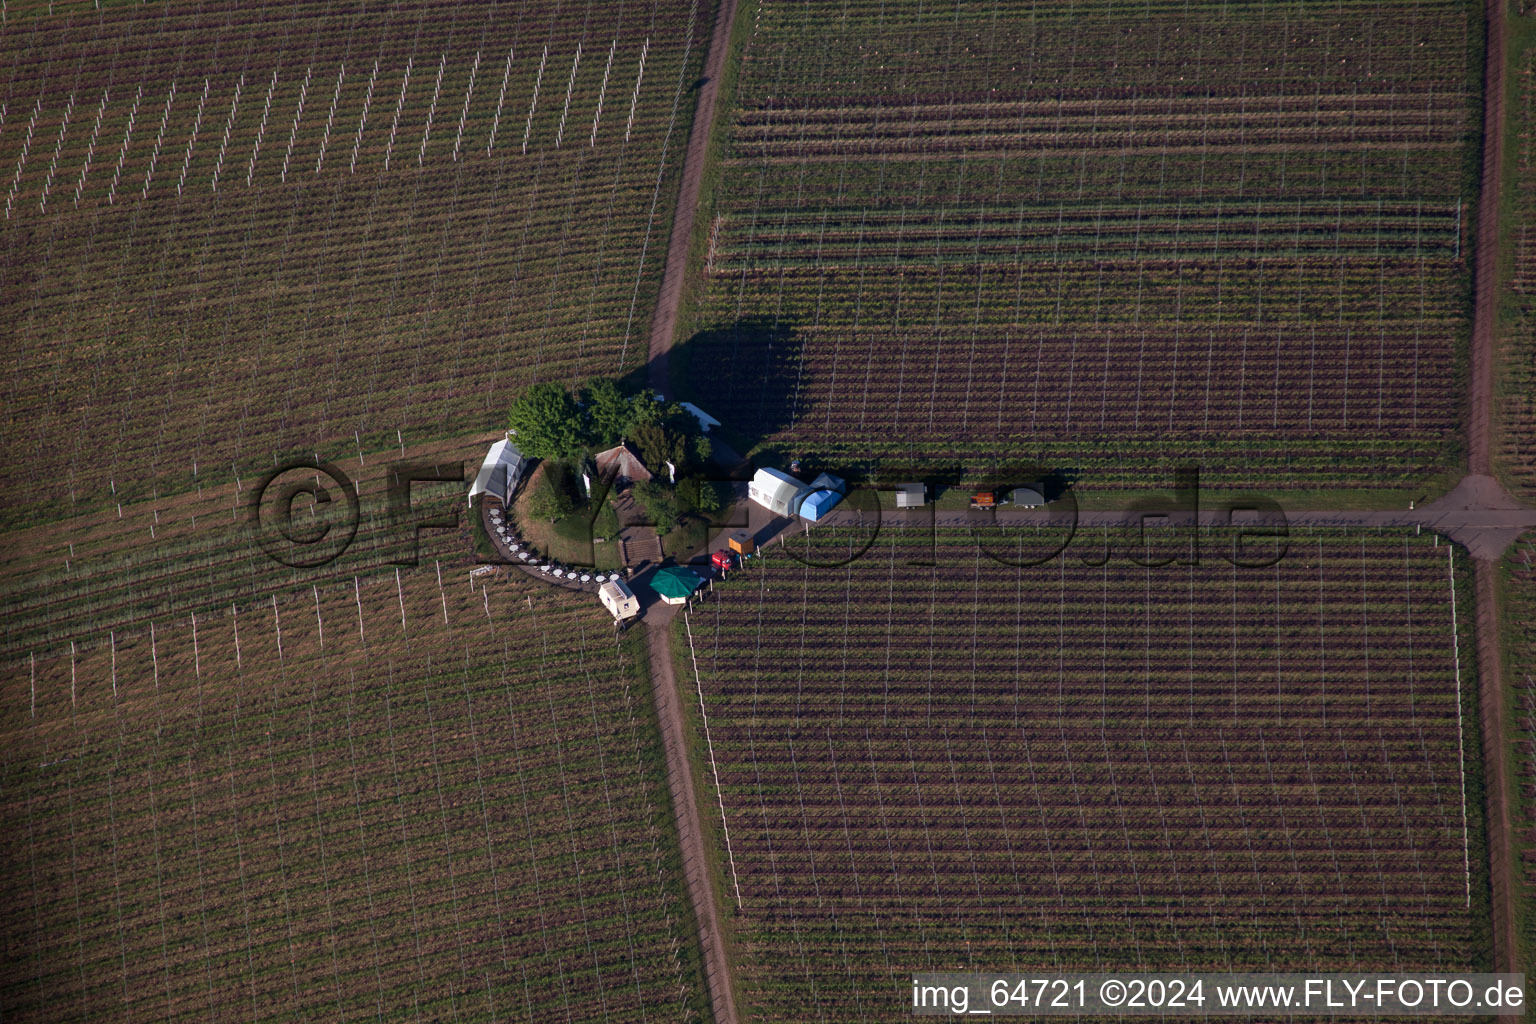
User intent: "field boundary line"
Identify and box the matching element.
[1470,0,1522,995]
[1475,554,1520,986]
[1448,544,1473,908]
[684,607,743,909]
[644,618,740,1024]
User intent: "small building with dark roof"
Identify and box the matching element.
[594,442,653,485]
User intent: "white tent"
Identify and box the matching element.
[748,467,807,518]
[468,438,527,506]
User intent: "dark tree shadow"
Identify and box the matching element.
[1038,468,1080,502]
[666,317,802,447]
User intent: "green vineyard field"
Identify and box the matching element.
[0,567,708,1022]
[680,0,1484,494]
[687,526,1491,1021]
[1,0,714,527]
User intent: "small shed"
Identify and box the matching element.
[748,467,806,517]
[798,472,846,522]
[895,482,927,508]
[727,532,756,555]
[649,566,703,605]
[599,578,641,621]
[594,442,652,485]
[1010,485,1046,507]
[468,438,527,506]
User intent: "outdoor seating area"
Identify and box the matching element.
[484,500,619,592]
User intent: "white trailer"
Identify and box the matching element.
[599,578,640,621]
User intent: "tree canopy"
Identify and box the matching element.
[579,378,640,447]
[509,378,720,531]
[506,382,587,460]
[508,377,697,460]
[631,421,687,476]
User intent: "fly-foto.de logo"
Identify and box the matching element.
[247,459,464,569]
[246,457,1289,571]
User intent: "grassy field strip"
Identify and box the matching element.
[711,201,1465,265]
[1494,14,1536,496]
[682,605,745,910]
[0,434,491,662]
[1499,539,1536,975]
[1,31,649,201]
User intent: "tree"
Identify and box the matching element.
[527,463,577,521]
[579,378,636,449]
[675,476,721,517]
[591,495,621,541]
[634,480,680,533]
[507,382,586,460]
[631,420,688,476]
[627,389,682,430]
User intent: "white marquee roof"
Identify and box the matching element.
[468,438,527,505]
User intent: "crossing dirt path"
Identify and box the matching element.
[644,619,740,1024]
[778,476,1536,560]
[640,3,744,1021]
[1469,0,1520,990]
[647,0,739,395]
